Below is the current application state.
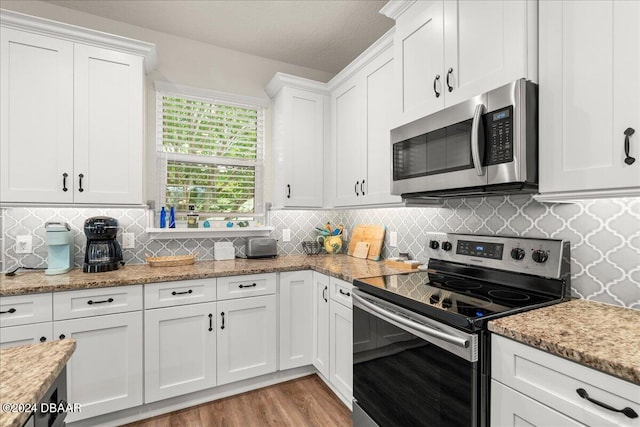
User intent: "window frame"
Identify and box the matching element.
[154,81,268,219]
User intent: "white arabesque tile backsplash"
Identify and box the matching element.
[1,195,639,309]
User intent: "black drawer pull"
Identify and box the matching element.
[172,289,193,296]
[361,180,365,196]
[339,289,351,297]
[287,184,291,199]
[40,336,47,342]
[0,308,16,314]
[355,181,360,196]
[62,172,68,192]
[78,173,84,192]
[323,285,328,303]
[208,313,213,332]
[433,74,441,98]
[87,298,114,305]
[239,283,257,289]
[220,312,225,330]
[624,127,636,165]
[446,67,454,92]
[576,388,638,419]
[59,334,65,339]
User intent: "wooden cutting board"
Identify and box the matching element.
[348,224,385,261]
[352,241,370,259]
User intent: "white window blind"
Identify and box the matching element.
[156,85,265,216]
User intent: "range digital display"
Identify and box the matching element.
[493,109,510,121]
[457,240,504,260]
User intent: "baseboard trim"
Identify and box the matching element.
[68,366,316,427]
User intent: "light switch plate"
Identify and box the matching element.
[389,231,398,247]
[282,229,291,242]
[122,233,135,249]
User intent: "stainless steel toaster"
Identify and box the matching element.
[245,238,278,258]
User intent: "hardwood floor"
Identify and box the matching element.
[122,375,352,427]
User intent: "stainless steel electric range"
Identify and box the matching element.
[352,233,571,427]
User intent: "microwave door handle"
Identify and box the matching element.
[471,103,486,176]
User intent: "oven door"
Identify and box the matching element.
[352,289,480,427]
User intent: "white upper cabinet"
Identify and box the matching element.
[383,0,536,125]
[537,0,640,200]
[0,10,155,205]
[266,74,327,208]
[328,31,402,207]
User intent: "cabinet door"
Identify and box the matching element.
[444,0,530,106]
[329,300,352,404]
[539,0,640,196]
[332,78,365,206]
[0,322,52,349]
[362,47,403,205]
[73,44,144,204]
[279,271,313,370]
[394,0,445,123]
[312,272,330,378]
[54,311,142,422]
[0,28,74,203]
[282,88,324,207]
[491,380,585,427]
[144,302,217,403]
[217,295,276,385]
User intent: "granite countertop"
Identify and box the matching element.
[0,339,76,427]
[489,299,640,385]
[0,255,411,296]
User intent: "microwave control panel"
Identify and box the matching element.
[485,105,513,165]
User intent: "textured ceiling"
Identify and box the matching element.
[45,0,394,74]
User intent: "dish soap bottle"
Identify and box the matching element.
[159,207,167,228]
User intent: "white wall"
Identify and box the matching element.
[1,0,335,205]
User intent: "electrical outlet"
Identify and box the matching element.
[16,235,33,254]
[389,231,398,247]
[122,233,135,249]
[282,229,291,242]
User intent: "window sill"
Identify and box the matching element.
[146,226,274,240]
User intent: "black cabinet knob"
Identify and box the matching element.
[532,250,548,264]
[511,248,526,260]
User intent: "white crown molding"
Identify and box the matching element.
[0,9,157,73]
[379,0,416,20]
[326,27,395,91]
[154,80,269,108]
[534,189,640,203]
[265,72,329,97]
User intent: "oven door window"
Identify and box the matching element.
[392,119,475,181]
[353,306,478,427]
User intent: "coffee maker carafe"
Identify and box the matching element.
[83,216,123,273]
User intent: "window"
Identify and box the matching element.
[155,82,266,220]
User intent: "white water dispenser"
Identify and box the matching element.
[45,222,74,275]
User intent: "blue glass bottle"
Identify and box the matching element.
[159,207,167,228]
[169,207,176,228]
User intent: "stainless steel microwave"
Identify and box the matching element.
[391,79,538,200]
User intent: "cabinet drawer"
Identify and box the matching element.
[54,285,142,320]
[0,322,53,349]
[145,279,216,309]
[492,335,640,427]
[216,273,276,300]
[330,277,353,308]
[0,293,52,327]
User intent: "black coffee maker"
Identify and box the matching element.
[83,216,123,273]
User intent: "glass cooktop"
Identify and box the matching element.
[354,271,561,331]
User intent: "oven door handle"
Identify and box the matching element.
[352,292,469,349]
[471,103,486,176]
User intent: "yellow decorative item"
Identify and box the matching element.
[316,235,343,254]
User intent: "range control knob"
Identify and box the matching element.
[510,247,526,261]
[441,241,452,251]
[532,249,549,264]
[429,240,440,250]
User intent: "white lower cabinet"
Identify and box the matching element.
[144,302,217,403]
[279,271,313,370]
[329,299,353,403]
[0,322,52,349]
[217,295,277,385]
[54,311,143,422]
[492,334,640,427]
[312,272,330,378]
